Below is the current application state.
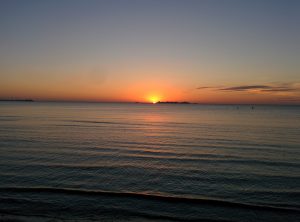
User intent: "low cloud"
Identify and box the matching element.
[197,83,300,93]
[196,86,214,90]
[220,84,298,92]
[220,85,270,91]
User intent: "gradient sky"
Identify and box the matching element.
[0,0,299,104]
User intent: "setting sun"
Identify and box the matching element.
[149,96,160,104]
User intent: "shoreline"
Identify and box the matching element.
[0,213,171,222]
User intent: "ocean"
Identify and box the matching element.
[0,102,299,222]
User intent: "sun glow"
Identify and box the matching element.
[149,96,160,104]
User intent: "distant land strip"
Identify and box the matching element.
[0,99,34,102]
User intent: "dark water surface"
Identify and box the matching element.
[0,102,299,221]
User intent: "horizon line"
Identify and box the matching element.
[0,99,299,106]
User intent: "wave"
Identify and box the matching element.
[0,206,234,222]
[113,140,298,153]
[67,120,120,125]
[64,119,192,126]
[2,161,300,182]
[1,187,299,213]
[63,119,152,127]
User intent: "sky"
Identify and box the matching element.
[0,0,299,104]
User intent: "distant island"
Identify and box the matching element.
[135,101,196,104]
[156,101,196,104]
[0,99,34,102]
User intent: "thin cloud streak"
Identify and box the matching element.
[196,83,300,104]
[220,85,271,91]
[196,83,300,93]
[196,86,215,90]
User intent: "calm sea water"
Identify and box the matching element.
[0,102,299,221]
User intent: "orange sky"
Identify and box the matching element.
[1,77,299,104]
